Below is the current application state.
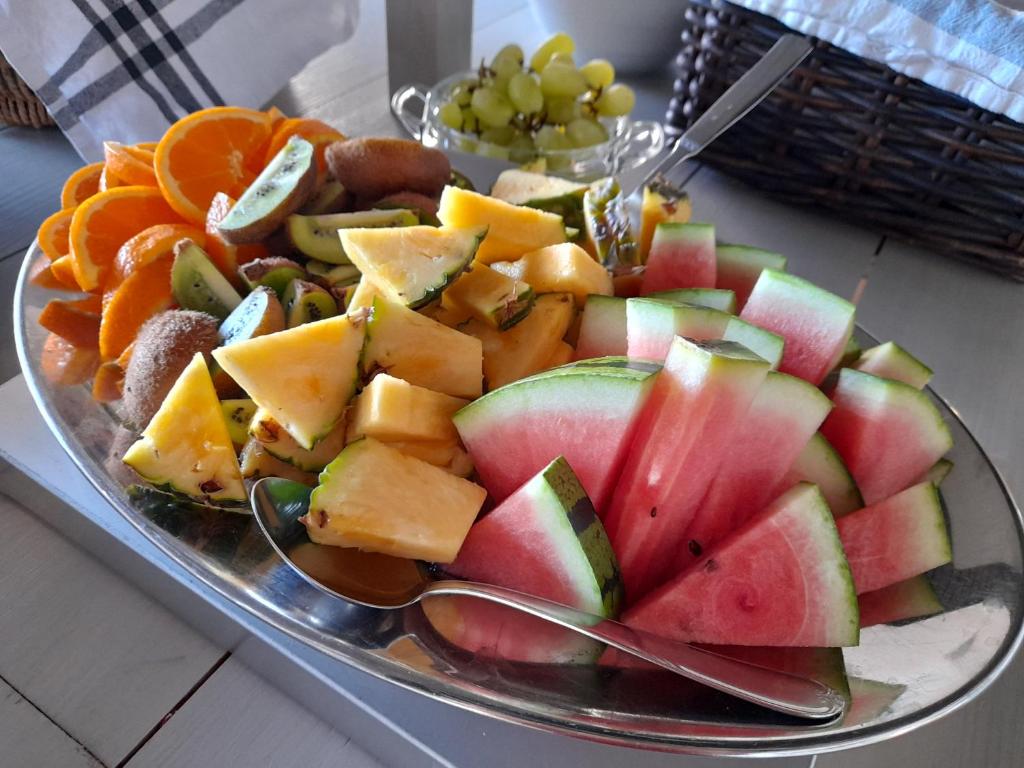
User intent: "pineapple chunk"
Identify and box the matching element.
[544,340,575,370]
[250,407,348,471]
[371,439,473,477]
[347,277,381,312]
[443,262,534,329]
[463,293,576,389]
[123,353,246,502]
[239,437,318,486]
[421,301,472,329]
[347,374,467,444]
[493,242,612,307]
[305,437,487,562]
[339,225,485,309]
[363,296,483,398]
[437,185,566,264]
[212,314,364,450]
[639,185,692,261]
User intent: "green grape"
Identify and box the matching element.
[595,83,636,117]
[581,59,615,90]
[566,117,609,147]
[540,61,588,98]
[508,72,543,115]
[491,44,524,80]
[508,134,537,164]
[476,142,510,161]
[534,125,573,151]
[529,32,575,72]
[450,81,473,107]
[480,125,517,146]
[438,101,464,131]
[491,74,511,96]
[461,107,479,134]
[549,52,575,66]
[471,86,514,128]
[544,96,580,125]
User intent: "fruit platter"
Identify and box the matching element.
[14,67,1024,754]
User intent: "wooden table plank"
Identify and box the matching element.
[0,679,102,768]
[125,657,386,768]
[0,493,224,766]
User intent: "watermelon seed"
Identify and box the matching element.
[649,507,657,518]
[703,558,718,572]
[199,479,222,494]
[688,540,702,557]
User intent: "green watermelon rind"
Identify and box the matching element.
[716,243,788,273]
[646,288,738,314]
[853,341,934,389]
[653,221,714,244]
[722,316,785,368]
[788,432,865,517]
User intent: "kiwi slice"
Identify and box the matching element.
[300,180,350,215]
[282,278,338,327]
[220,399,257,447]
[285,209,418,264]
[218,286,286,345]
[218,136,317,244]
[238,257,307,298]
[306,261,361,288]
[171,240,243,320]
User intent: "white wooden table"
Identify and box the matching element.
[2,2,1023,766]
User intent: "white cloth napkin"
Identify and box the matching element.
[0,0,359,160]
[735,0,1024,123]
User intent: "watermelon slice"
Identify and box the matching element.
[783,432,864,517]
[647,288,737,313]
[639,223,715,295]
[625,298,728,360]
[453,359,657,512]
[836,481,952,594]
[430,456,620,664]
[858,575,943,628]
[721,316,784,369]
[837,336,862,369]
[821,369,953,504]
[680,372,834,569]
[852,341,933,389]
[715,244,787,310]
[740,269,855,385]
[924,458,954,486]
[573,295,626,360]
[622,484,860,647]
[604,338,771,599]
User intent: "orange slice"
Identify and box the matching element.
[49,255,83,290]
[60,162,104,208]
[135,141,159,152]
[68,185,183,291]
[111,223,205,288]
[204,192,269,281]
[98,165,124,192]
[104,141,158,187]
[38,298,101,348]
[154,106,274,224]
[37,208,75,262]
[92,360,125,402]
[40,333,100,386]
[99,256,175,361]
[29,257,68,291]
[263,117,344,179]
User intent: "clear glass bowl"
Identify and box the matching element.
[391,72,665,181]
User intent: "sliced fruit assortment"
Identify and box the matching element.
[33,103,958,668]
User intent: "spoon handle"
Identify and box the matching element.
[424,579,846,721]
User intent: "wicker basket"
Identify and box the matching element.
[0,51,54,128]
[667,0,1024,281]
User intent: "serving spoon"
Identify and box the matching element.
[251,477,847,721]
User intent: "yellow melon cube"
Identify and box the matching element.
[346,374,467,444]
[493,242,613,306]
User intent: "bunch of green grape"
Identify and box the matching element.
[437,32,636,163]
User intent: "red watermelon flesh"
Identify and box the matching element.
[639,222,716,295]
[433,456,621,664]
[625,298,729,360]
[604,338,771,600]
[453,360,656,512]
[858,575,943,628]
[821,369,952,505]
[836,481,951,594]
[740,269,855,385]
[715,244,787,310]
[573,295,626,360]
[622,483,860,647]
[679,372,834,570]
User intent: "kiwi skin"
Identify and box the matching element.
[122,310,220,430]
[325,138,450,201]
[211,287,287,397]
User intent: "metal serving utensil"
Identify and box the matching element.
[619,33,813,199]
[251,476,846,722]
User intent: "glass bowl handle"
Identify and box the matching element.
[614,119,667,173]
[390,83,431,141]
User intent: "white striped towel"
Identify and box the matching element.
[0,0,358,160]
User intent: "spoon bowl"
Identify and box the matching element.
[251,476,847,722]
